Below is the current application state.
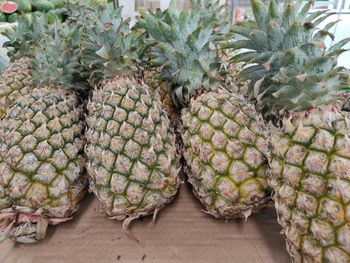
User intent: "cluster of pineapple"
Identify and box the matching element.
[0,0,350,261]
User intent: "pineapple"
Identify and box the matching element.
[0,23,87,243]
[0,15,50,118]
[139,0,270,219]
[80,3,181,232]
[232,0,350,261]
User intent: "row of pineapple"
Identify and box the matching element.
[0,0,350,262]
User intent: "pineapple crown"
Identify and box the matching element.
[4,14,50,60]
[227,0,350,117]
[65,0,96,27]
[138,0,230,107]
[80,2,141,86]
[31,21,88,91]
[191,0,228,27]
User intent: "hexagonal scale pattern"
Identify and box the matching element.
[0,58,33,118]
[270,106,350,262]
[182,91,270,219]
[85,77,180,221]
[0,87,86,242]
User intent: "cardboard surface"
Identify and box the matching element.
[0,183,290,263]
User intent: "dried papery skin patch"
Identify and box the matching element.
[0,87,87,243]
[182,90,270,219]
[270,105,350,262]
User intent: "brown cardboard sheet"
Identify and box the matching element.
[0,183,290,263]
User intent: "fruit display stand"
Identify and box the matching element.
[0,185,290,263]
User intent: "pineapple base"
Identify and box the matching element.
[186,164,271,219]
[0,209,73,243]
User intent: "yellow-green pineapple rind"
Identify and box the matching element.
[182,90,270,219]
[270,105,350,262]
[85,76,181,221]
[0,87,87,243]
[0,58,32,118]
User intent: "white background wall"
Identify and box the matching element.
[324,13,350,67]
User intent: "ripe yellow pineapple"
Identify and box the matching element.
[232,0,350,261]
[0,23,87,243]
[81,3,181,232]
[139,0,270,219]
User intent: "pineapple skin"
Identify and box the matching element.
[0,58,32,118]
[85,76,181,222]
[0,87,87,243]
[225,63,249,99]
[143,70,177,118]
[269,105,350,262]
[182,90,270,219]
